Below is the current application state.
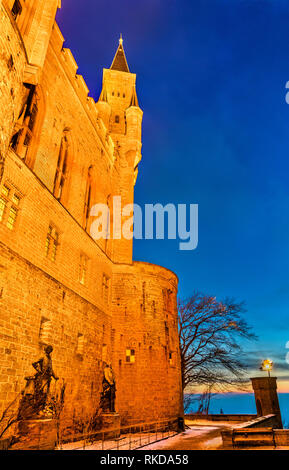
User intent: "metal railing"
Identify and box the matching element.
[57,417,179,451]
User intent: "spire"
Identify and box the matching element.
[99,82,108,102]
[110,34,130,73]
[130,86,139,107]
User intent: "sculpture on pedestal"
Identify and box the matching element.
[100,363,116,413]
[18,345,59,419]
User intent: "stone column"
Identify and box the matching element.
[251,377,282,429]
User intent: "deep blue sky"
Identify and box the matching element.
[57,0,289,388]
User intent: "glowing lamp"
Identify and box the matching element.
[261,359,273,377]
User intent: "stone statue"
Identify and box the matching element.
[18,345,59,419]
[100,363,116,413]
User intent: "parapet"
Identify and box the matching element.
[132,261,179,287]
[48,22,115,165]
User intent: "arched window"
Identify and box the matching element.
[115,115,120,123]
[53,132,71,202]
[83,165,93,231]
[10,84,41,168]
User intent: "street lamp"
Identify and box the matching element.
[260,359,273,377]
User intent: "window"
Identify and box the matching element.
[126,349,135,363]
[10,85,39,167]
[115,115,120,123]
[0,186,9,223]
[8,55,14,71]
[83,166,93,231]
[45,225,59,261]
[163,288,172,311]
[79,254,88,285]
[39,318,52,344]
[11,0,22,21]
[53,134,69,201]
[0,184,21,230]
[169,352,173,366]
[76,334,84,356]
[165,321,169,336]
[0,197,7,223]
[102,274,110,304]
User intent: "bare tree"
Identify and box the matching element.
[0,397,18,439]
[0,394,21,440]
[178,292,257,392]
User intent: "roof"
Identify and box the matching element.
[110,35,130,73]
[130,86,139,107]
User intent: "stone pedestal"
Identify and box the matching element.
[251,377,283,429]
[101,413,120,440]
[11,418,57,450]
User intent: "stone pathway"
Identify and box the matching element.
[138,420,238,451]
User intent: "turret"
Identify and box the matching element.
[126,87,143,184]
[97,35,143,142]
[126,86,143,142]
[96,82,111,129]
[96,36,143,264]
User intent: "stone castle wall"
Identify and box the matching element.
[0,3,27,178]
[0,0,183,433]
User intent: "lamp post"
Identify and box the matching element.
[260,359,273,378]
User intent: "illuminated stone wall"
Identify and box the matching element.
[112,262,183,424]
[0,0,183,432]
[0,3,27,181]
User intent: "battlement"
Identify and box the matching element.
[50,22,115,164]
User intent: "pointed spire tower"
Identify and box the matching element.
[97,35,142,140]
[110,34,130,73]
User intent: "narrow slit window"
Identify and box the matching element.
[79,254,88,285]
[102,274,110,304]
[84,166,93,231]
[45,225,59,261]
[53,135,69,201]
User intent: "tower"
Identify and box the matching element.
[96,36,143,263]
[251,377,283,428]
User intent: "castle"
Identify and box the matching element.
[0,0,183,431]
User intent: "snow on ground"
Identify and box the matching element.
[59,420,238,451]
[137,425,226,450]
